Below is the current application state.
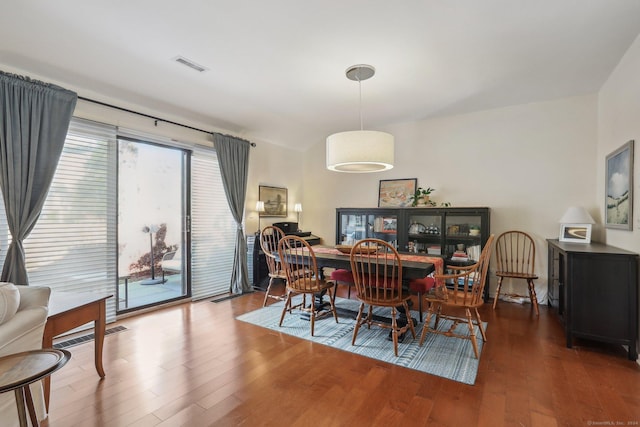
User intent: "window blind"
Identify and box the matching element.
[191,147,236,300]
[25,117,118,322]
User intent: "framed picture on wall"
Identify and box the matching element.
[605,140,634,230]
[378,178,417,207]
[259,185,287,217]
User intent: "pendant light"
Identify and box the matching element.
[326,64,394,173]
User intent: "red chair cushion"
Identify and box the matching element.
[409,276,436,293]
[330,269,354,283]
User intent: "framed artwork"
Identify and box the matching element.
[559,224,592,244]
[259,185,287,217]
[378,178,417,207]
[605,140,634,230]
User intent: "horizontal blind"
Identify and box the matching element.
[25,117,118,323]
[191,148,236,300]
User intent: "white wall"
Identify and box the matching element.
[303,94,599,300]
[599,33,640,251]
[247,142,305,233]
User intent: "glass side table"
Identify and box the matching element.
[0,349,71,427]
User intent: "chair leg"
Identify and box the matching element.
[279,292,292,326]
[419,302,437,346]
[352,303,366,345]
[403,301,416,338]
[492,276,504,309]
[391,307,399,356]
[434,305,442,330]
[474,307,487,342]
[263,276,275,307]
[328,286,339,323]
[528,279,540,316]
[465,308,480,359]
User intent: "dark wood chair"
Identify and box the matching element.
[277,235,338,336]
[493,230,539,315]
[419,234,495,359]
[259,225,287,307]
[350,239,416,356]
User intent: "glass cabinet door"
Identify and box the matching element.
[444,214,483,261]
[369,213,398,248]
[338,212,398,248]
[406,212,443,254]
[338,213,368,243]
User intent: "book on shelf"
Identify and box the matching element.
[427,245,441,255]
[450,250,469,261]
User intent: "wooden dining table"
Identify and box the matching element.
[279,245,443,324]
[307,245,442,283]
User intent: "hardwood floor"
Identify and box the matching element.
[42,285,640,427]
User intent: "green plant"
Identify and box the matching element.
[410,187,435,207]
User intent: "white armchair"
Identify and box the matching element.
[0,284,51,427]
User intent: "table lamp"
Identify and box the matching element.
[294,203,302,229]
[256,201,265,234]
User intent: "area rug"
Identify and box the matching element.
[236,297,486,385]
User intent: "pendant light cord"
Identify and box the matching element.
[358,74,364,131]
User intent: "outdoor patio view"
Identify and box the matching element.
[117,139,187,311]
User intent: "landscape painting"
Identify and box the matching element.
[259,185,287,217]
[605,140,634,230]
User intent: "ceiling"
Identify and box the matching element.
[2,1,640,151]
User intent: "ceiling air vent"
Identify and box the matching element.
[173,56,208,72]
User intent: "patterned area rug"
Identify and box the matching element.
[236,297,486,385]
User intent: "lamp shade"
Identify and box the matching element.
[256,201,265,212]
[326,130,394,173]
[294,203,302,212]
[559,206,595,224]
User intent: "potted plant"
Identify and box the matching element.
[410,187,435,207]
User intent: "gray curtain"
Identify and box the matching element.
[213,133,251,294]
[0,71,77,284]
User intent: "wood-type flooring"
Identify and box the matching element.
[42,283,640,426]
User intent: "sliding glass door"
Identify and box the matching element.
[117,138,189,312]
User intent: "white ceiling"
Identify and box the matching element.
[2,1,640,151]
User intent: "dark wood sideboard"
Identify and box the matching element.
[547,239,638,360]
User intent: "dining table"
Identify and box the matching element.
[308,245,442,281]
[279,245,444,324]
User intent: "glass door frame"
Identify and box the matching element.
[116,137,191,315]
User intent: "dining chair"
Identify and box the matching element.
[277,235,338,336]
[419,234,495,359]
[259,225,287,307]
[350,238,416,356]
[492,230,539,315]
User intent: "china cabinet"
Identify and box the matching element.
[335,207,490,262]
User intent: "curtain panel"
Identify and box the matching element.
[213,133,251,294]
[0,71,77,284]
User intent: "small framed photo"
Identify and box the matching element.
[605,140,633,230]
[559,224,592,244]
[259,185,287,217]
[378,178,417,207]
